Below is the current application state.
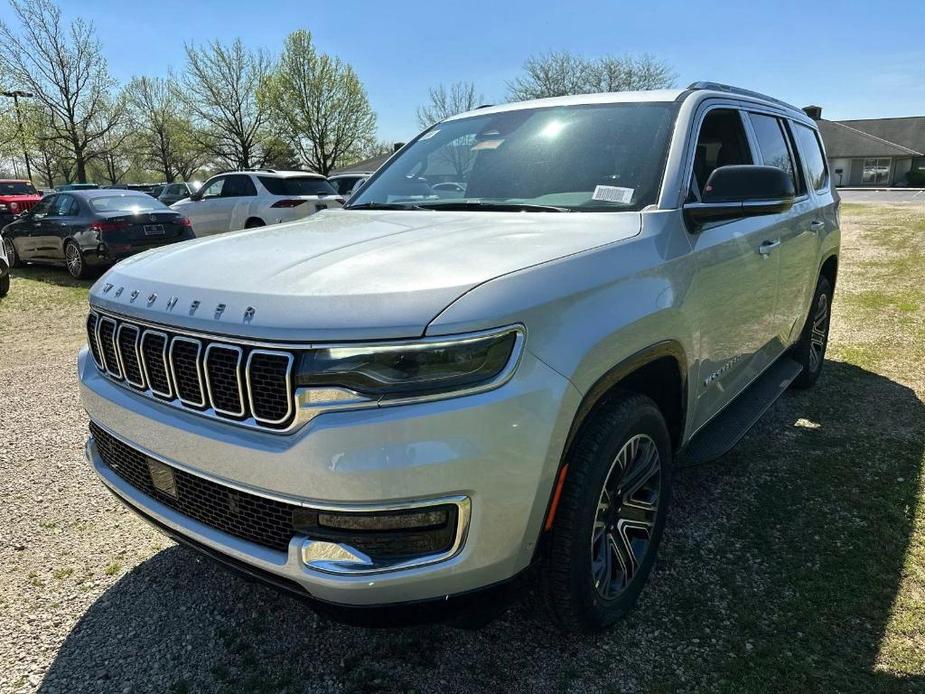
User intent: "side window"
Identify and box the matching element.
[690,109,753,198]
[748,113,797,189]
[55,195,77,216]
[200,177,225,198]
[32,195,56,218]
[791,123,828,192]
[222,175,257,197]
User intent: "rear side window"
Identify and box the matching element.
[89,195,168,213]
[791,123,829,191]
[258,176,337,196]
[222,175,257,197]
[748,113,797,189]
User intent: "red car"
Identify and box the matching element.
[0,179,42,226]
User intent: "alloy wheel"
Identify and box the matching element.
[591,434,662,600]
[809,292,829,372]
[65,243,82,277]
[4,238,15,266]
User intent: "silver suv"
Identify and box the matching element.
[78,82,839,632]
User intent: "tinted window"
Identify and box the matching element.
[748,113,796,187]
[691,109,753,197]
[31,195,56,218]
[792,123,828,191]
[222,174,257,197]
[351,102,677,211]
[55,195,79,216]
[0,181,37,195]
[258,176,336,196]
[88,194,169,214]
[150,185,165,198]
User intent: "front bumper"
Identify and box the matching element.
[79,345,579,605]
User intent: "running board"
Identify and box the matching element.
[680,357,803,466]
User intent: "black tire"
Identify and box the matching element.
[244,218,265,229]
[542,392,672,633]
[4,237,20,268]
[790,275,833,389]
[0,273,8,297]
[64,240,90,280]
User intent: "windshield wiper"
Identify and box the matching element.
[412,201,572,213]
[344,201,425,210]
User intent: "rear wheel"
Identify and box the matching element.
[244,218,265,229]
[791,275,833,389]
[4,237,20,268]
[542,393,672,633]
[64,240,90,280]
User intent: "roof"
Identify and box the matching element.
[66,189,154,198]
[330,153,394,175]
[816,119,922,158]
[837,116,925,156]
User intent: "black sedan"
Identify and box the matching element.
[2,190,195,279]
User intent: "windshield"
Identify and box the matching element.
[89,194,169,214]
[349,102,677,212]
[258,176,337,196]
[0,182,37,195]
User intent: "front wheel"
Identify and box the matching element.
[542,393,672,633]
[790,275,833,389]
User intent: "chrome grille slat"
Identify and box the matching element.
[86,311,294,431]
[204,343,245,417]
[116,324,145,388]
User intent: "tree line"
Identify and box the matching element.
[0,0,675,187]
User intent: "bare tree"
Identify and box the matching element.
[89,98,133,184]
[416,81,483,129]
[126,75,203,182]
[177,38,272,170]
[261,30,377,176]
[0,0,121,182]
[507,51,675,101]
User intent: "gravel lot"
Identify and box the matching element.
[1,206,923,693]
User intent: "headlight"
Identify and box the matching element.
[294,327,524,401]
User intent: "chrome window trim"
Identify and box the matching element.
[88,418,471,575]
[139,329,174,399]
[168,336,206,408]
[97,316,123,380]
[116,323,145,389]
[203,343,246,417]
[245,349,294,425]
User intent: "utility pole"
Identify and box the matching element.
[1,90,35,182]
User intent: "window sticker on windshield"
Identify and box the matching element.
[420,129,439,140]
[592,185,634,204]
[472,139,504,150]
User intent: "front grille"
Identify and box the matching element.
[88,310,294,430]
[91,422,296,552]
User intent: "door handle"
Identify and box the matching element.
[810,220,825,232]
[758,239,781,256]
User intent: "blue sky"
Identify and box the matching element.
[9,0,925,142]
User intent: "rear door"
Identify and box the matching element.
[744,111,819,342]
[220,174,258,231]
[44,193,82,259]
[685,106,782,432]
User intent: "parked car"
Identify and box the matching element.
[430,181,466,193]
[78,82,839,632]
[3,189,194,279]
[170,170,344,237]
[157,182,198,206]
[0,229,9,297]
[0,179,43,226]
[56,183,100,192]
[328,172,372,197]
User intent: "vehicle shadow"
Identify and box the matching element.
[8,265,96,289]
[39,360,924,693]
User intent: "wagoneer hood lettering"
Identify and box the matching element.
[89,209,641,341]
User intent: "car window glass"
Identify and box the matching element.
[690,109,753,199]
[258,176,337,196]
[748,113,797,189]
[222,175,257,197]
[31,195,56,218]
[55,195,76,216]
[200,177,225,198]
[792,123,828,192]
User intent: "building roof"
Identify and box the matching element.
[837,116,925,157]
[331,152,395,175]
[815,119,922,158]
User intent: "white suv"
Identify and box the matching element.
[171,170,343,237]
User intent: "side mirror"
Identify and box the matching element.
[189,192,202,201]
[684,165,794,227]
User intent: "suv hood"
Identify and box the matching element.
[90,208,641,341]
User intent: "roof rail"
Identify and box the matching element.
[687,81,803,114]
